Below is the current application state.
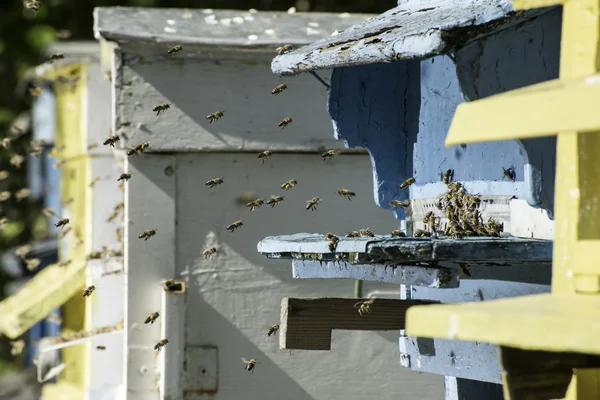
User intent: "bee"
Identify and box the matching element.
[167,45,182,55]
[389,200,410,208]
[280,179,297,190]
[96,345,106,350]
[116,227,124,242]
[83,285,95,297]
[114,202,124,212]
[154,339,168,351]
[58,260,72,268]
[414,229,431,238]
[278,117,292,129]
[24,0,41,11]
[118,173,132,182]
[54,159,67,169]
[267,324,280,337]
[276,44,293,55]
[15,188,31,201]
[10,340,25,356]
[359,228,375,237]
[247,198,264,212]
[138,229,157,241]
[1,138,11,149]
[242,357,257,373]
[89,177,101,188]
[206,111,224,124]
[0,217,9,228]
[153,103,171,116]
[271,83,287,95]
[55,30,72,39]
[30,87,42,97]
[354,300,374,316]
[442,169,454,184]
[328,237,339,252]
[0,171,9,180]
[458,263,472,277]
[49,53,64,63]
[145,312,160,324]
[162,279,186,293]
[128,142,150,156]
[337,188,355,201]
[203,247,217,259]
[423,211,434,225]
[266,195,284,207]
[30,147,43,157]
[502,166,516,181]
[55,217,70,229]
[305,197,321,211]
[321,149,340,160]
[106,210,119,223]
[258,150,272,165]
[87,251,102,261]
[103,135,120,147]
[58,226,72,239]
[391,229,406,237]
[399,177,416,189]
[346,231,360,238]
[205,177,224,188]
[63,197,74,207]
[25,258,41,271]
[10,155,25,168]
[46,314,63,324]
[16,245,31,259]
[227,220,244,233]
[0,191,11,202]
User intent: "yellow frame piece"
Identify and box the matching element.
[512,0,570,9]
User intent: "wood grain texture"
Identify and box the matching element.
[280,297,436,350]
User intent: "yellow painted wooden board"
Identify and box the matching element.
[513,0,570,9]
[405,293,600,355]
[444,74,600,146]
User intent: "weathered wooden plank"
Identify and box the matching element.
[257,232,378,255]
[445,377,504,400]
[280,297,436,350]
[292,259,458,288]
[271,0,553,75]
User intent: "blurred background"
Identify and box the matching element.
[0,0,398,383]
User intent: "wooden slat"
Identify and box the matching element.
[279,297,436,350]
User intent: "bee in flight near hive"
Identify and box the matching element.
[276,44,293,55]
[227,220,244,233]
[167,45,182,55]
[205,177,223,188]
[359,228,374,238]
[391,229,406,237]
[55,217,70,229]
[399,177,416,189]
[15,244,31,259]
[321,149,340,161]
[154,339,168,351]
[49,53,64,63]
[162,279,186,293]
[118,173,132,182]
[278,117,292,129]
[271,83,287,95]
[206,111,224,124]
[0,217,9,228]
[96,345,106,350]
[442,169,454,184]
[346,231,360,238]
[89,177,100,188]
[10,340,25,356]
[138,229,157,241]
[354,300,374,316]
[266,195,284,207]
[390,199,410,208]
[128,142,150,156]
[502,165,516,181]
[267,324,280,337]
[153,103,171,116]
[0,191,11,202]
[280,179,297,191]
[1,137,10,149]
[25,258,40,272]
[242,358,258,373]
[337,189,355,201]
[104,134,120,147]
[83,285,95,297]
[58,259,71,268]
[11,155,25,168]
[258,150,272,165]
[145,312,160,324]
[305,197,322,211]
[203,247,217,259]
[0,171,9,180]
[15,188,31,201]
[247,198,264,212]
[24,0,41,11]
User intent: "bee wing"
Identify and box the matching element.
[241,357,250,364]
[353,302,363,308]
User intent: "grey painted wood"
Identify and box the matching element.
[271,0,554,76]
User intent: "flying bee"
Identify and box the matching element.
[458,263,472,277]
[271,83,287,95]
[49,53,64,63]
[153,103,171,116]
[321,149,340,160]
[167,45,182,55]
[280,179,297,191]
[276,44,293,55]
[442,169,454,184]
[10,155,25,168]
[127,142,150,157]
[391,229,406,237]
[87,143,98,150]
[502,166,516,181]
[203,247,217,259]
[30,87,42,97]
[267,324,279,337]
[96,345,106,350]
[103,135,120,147]
[118,173,132,182]
[30,147,43,157]
[0,191,11,202]
[89,177,101,188]
[206,111,224,124]
[266,195,284,207]
[154,339,168,351]
[54,159,67,169]
[389,200,410,208]
[337,189,355,201]
[138,229,157,241]
[83,285,95,297]
[399,177,416,189]
[1,138,11,148]
[55,218,70,229]
[10,340,25,356]
[24,0,41,11]
[414,229,431,238]
[242,358,258,373]
[247,198,264,212]
[278,117,292,129]
[58,259,72,268]
[346,231,360,238]
[258,150,272,165]
[0,170,9,180]
[0,217,9,228]
[25,258,41,272]
[205,177,223,188]
[106,210,119,223]
[15,245,31,259]
[58,226,72,239]
[161,279,186,293]
[87,251,102,260]
[145,312,160,324]
[227,220,244,233]
[305,197,321,211]
[359,228,375,237]
[15,188,31,201]
[354,300,374,316]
